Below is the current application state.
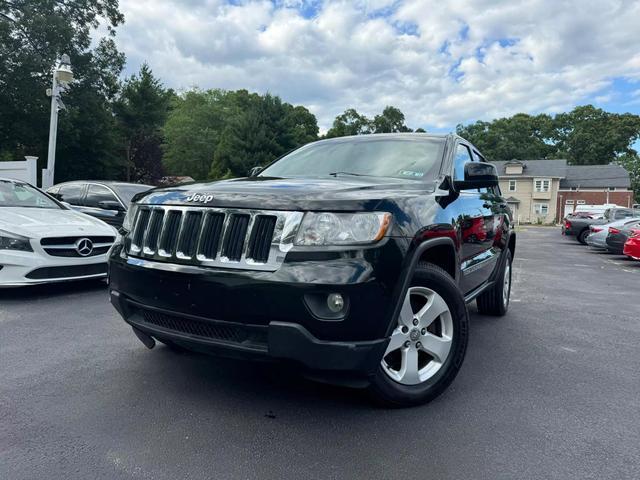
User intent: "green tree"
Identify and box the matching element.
[0,0,125,182]
[617,153,640,203]
[163,89,318,180]
[163,90,228,180]
[553,105,640,165]
[326,106,417,138]
[114,64,173,182]
[456,113,556,161]
[325,108,372,138]
[372,106,412,133]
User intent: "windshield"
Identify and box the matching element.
[259,136,446,180]
[112,184,153,204]
[0,180,61,209]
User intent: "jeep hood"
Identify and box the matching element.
[136,176,437,211]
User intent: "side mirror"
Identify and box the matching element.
[98,200,125,211]
[454,162,499,191]
[248,166,263,177]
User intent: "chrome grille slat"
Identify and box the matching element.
[222,214,250,261]
[143,209,164,254]
[197,212,225,260]
[126,206,303,272]
[158,210,182,257]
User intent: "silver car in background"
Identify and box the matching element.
[586,216,640,249]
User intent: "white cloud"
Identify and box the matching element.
[115,0,640,130]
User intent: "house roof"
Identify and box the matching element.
[491,159,568,178]
[490,159,631,189]
[560,164,631,188]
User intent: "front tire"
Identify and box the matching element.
[369,263,469,408]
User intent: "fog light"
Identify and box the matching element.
[327,293,345,313]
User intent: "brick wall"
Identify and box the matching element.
[556,190,634,220]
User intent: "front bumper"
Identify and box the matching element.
[0,249,108,287]
[586,234,607,249]
[108,238,408,376]
[110,290,388,376]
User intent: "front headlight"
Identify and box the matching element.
[121,203,139,233]
[294,212,391,246]
[0,230,33,252]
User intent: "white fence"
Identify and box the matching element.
[0,156,38,184]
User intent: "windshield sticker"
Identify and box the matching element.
[398,170,424,178]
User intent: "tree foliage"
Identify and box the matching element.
[0,0,125,182]
[456,106,640,166]
[163,89,318,180]
[617,154,640,203]
[326,106,417,138]
[553,105,640,165]
[114,64,173,182]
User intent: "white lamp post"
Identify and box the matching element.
[43,54,73,189]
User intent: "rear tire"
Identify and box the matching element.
[369,262,469,408]
[577,229,590,245]
[476,249,512,316]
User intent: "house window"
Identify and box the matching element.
[577,200,586,205]
[566,200,574,205]
[508,180,517,192]
[534,203,549,216]
[534,179,551,192]
[608,187,616,191]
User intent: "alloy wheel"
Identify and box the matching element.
[382,286,453,385]
[503,261,511,307]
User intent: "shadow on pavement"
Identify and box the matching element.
[0,278,107,301]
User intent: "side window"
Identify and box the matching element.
[57,184,85,205]
[85,184,118,208]
[454,144,473,181]
[614,210,632,220]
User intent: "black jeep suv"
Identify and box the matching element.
[108,133,515,407]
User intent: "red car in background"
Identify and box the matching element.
[623,228,640,260]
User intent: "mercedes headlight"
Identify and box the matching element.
[0,230,33,252]
[294,212,391,246]
[121,203,139,233]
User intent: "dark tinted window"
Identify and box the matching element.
[613,209,633,220]
[57,184,85,205]
[85,184,118,208]
[111,184,152,204]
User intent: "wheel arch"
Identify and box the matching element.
[386,237,459,337]
[507,231,516,258]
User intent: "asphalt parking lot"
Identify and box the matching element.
[1,227,639,480]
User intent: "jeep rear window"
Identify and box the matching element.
[259,136,445,181]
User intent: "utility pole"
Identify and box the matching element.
[43,54,73,189]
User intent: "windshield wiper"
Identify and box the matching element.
[328,171,371,177]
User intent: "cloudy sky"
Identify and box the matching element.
[113,0,640,131]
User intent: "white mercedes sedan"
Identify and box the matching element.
[0,177,118,287]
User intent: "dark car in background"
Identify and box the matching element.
[605,218,640,254]
[564,207,637,244]
[47,181,153,228]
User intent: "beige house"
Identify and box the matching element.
[492,159,634,224]
[492,160,566,224]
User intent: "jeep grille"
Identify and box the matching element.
[126,206,302,271]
